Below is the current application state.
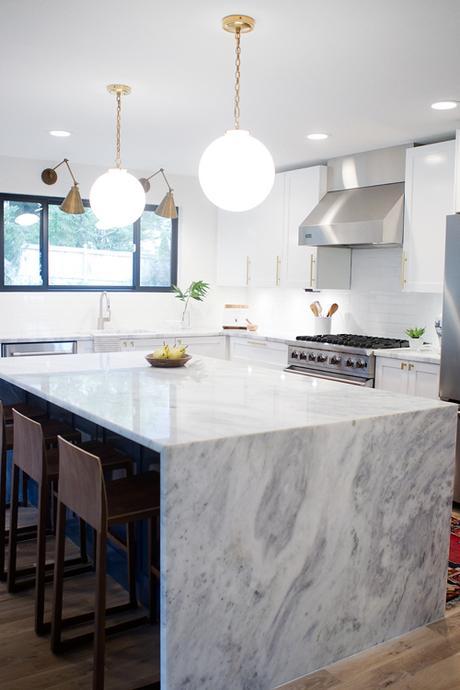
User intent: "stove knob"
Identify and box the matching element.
[291,350,299,359]
[299,351,307,360]
[356,359,367,369]
[308,352,316,362]
[346,358,356,368]
[317,354,327,363]
[330,355,342,365]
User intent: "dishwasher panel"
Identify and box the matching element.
[2,341,77,357]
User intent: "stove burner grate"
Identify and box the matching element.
[295,334,409,349]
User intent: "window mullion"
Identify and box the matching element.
[0,201,4,288]
[41,201,49,287]
[133,218,141,289]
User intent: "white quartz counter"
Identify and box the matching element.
[375,347,441,365]
[0,350,450,452]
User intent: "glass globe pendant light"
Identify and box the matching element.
[199,15,275,212]
[90,84,145,228]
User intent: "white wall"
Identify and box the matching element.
[0,155,245,334]
[247,248,442,344]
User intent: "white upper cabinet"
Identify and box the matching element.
[403,140,456,293]
[216,165,351,289]
[216,209,250,287]
[247,174,285,287]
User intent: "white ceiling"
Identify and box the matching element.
[1,0,460,176]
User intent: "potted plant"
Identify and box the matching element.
[405,326,425,349]
[172,280,210,329]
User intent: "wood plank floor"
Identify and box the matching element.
[0,532,160,689]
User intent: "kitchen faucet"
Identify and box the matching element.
[97,291,111,330]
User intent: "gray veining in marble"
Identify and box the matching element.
[161,406,455,689]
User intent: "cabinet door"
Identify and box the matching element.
[216,210,249,287]
[180,336,226,359]
[247,175,285,287]
[375,357,409,394]
[403,140,455,293]
[283,167,327,288]
[230,338,288,368]
[407,361,440,399]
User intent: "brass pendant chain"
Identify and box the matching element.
[115,90,122,168]
[234,27,241,129]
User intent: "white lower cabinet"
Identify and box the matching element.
[375,356,440,399]
[229,338,288,369]
[123,336,226,359]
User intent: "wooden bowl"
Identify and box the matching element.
[145,354,192,368]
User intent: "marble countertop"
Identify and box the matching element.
[0,350,450,452]
[374,347,441,364]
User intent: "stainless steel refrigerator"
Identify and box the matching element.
[440,214,460,502]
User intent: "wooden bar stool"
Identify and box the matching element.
[0,401,48,580]
[52,437,160,690]
[7,410,133,637]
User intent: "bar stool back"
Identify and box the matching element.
[7,409,89,635]
[53,437,161,690]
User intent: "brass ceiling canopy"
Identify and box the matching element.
[222,15,255,34]
[106,83,132,97]
[41,158,84,214]
[139,168,178,219]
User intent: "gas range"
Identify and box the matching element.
[285,334,409,387]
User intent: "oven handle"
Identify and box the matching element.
[284,366,373,387]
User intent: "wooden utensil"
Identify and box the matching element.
[327,303,339,318]
[310,303,319,317]
[313,300,323,316]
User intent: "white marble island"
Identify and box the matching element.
[0,352,456,690]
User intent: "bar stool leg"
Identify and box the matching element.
[127,522,137,607]
[7,465,20,593]
[21,471,28,507]
[0,446,7,581]
[94,529,107,690]
[51,501,67,654]
[79,519,88,564]
[35,479,49,635]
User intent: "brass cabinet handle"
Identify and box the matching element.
[400,252,407,288]
[310,254,316,287]
[246,256,251,286]
[275,256,281,286]
[408,363,415,371]
[401,362,408,370]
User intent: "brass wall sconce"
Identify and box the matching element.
[138,168,178,219]
[41,158,85,214]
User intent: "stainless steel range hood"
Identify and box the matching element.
[299,181,404,248]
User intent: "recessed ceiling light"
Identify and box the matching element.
[307,133,329,141]
[431,101,458,111]
[49,130,71,137]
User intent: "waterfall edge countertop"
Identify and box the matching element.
[0,351,456,690]
[0,349,450,451]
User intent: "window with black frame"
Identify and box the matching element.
[0,194,178,291]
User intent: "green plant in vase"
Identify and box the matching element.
[172,280,210,328]
[405,326,425,349]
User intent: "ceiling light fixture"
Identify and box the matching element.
[49,130,71,137]
[41,158,85,214]
[139,168,178,219]
[199,15,275,212]
[431,101,458,111]
[90,84,145,228]
[307,133,329,141]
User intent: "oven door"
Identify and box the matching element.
[284,365,374,387]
